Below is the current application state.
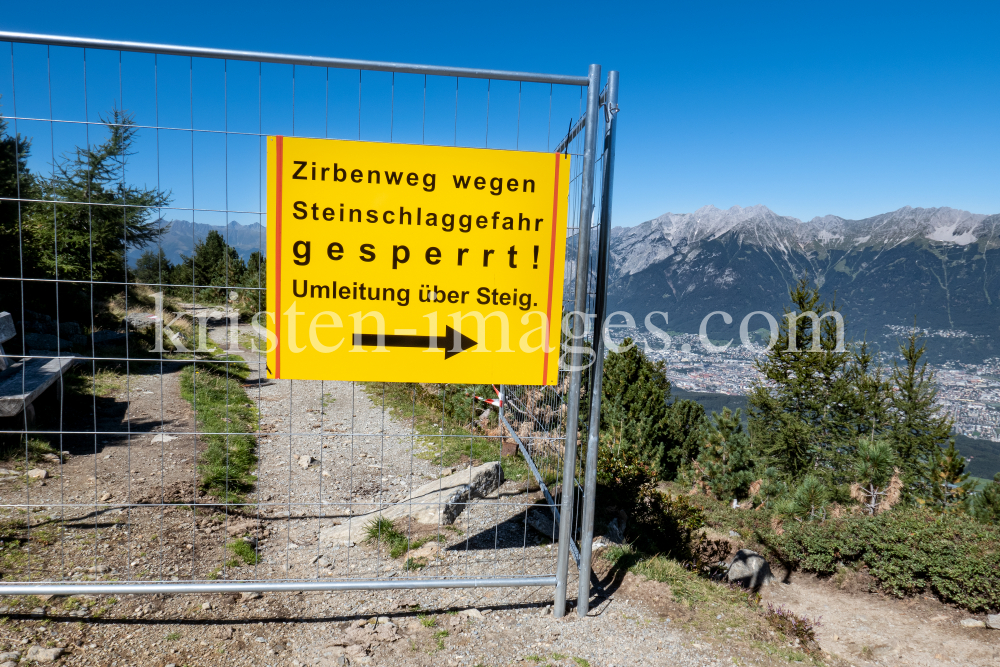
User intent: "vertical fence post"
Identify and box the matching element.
[577,70,619,617]
[554,63,602,618]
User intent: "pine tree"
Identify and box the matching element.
[0,106,39,301]
[600,339,674,477]
[25,108,170,285]
[697,407,758,502]
[133,248,173,286]
[851,438,897,515]
[748,278,851,477]
[890,331,956,501]
[926,440,973,513]
[786,474,830,521]
[663,398,707,474]
[969,473,1000,524]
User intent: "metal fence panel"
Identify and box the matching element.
[0,32,615,619]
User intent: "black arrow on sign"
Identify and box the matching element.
[351,325,477,360]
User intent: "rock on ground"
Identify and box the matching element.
[319,461,504,546]
[727,549,775,589]
[25,646,63,662]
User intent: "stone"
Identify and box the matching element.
[0,661,17,667]
[525,507,557,540]
[100,492,112,502]
[0,652,20,662]
[87,564,110,574]
[320,461,504,546]
[458,608,483,619]
[299,455,314,469]
[726,549,775,589]
[240,591,262,600]
[604,517,625,544]
[91,330,126,345]
[212,626,234,639]
[27,468,48,480]
[986,614,1000,629]
[24,333,73,351]
[151,434,177,443]
[25,646,63,662]
[961,618,986,628]
[202,602,212,610]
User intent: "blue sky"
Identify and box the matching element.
[2,0,998,226]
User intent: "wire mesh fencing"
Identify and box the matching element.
[0,33,616,616]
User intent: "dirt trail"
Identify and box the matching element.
[762,571,1000,666]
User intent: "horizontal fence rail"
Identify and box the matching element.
[0,31,590,85]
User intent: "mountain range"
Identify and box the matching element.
[129,220,266,267]
[145,207,1000,362]
[606,205,1000,363]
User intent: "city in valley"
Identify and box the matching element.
[609,325,1000,446]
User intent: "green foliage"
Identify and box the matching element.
[663,399,707,473]
[595,438,656,512]
[0,108,38,289]
[853,438,897,515]
[782,475,831,521]
[969,473,1000,524]
[27,109,169,283]
[748,279,854,478]
[595,438,704,557]
[226,539,260,565]
[601,339,673,476]
[744,507,1000,612]
[363,516,418,559]
[926,440,973,513]
[890,332,956,500]
[601,339,705,479]
[132,247,173,286]
[179,357,258,502]
[697,408,758,502]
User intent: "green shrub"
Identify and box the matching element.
[596,441,703,557]
[720,506,1000,612]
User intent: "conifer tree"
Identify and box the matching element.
[600,339,674,477]
[926,440,973,512]
[697,407,758,502]
[890,331,956,500]
[748,279,851,477]
[969,473,1000,524]
[663,398,707,473]
[785,474,830,521]
[852,438,897,515]
[25,108,170,285]
[0,107,39,301]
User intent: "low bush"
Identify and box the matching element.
[596,442,704,558]
[707,503,1000,612]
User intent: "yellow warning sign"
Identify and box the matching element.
[265,136,570,385]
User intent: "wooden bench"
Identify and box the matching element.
[0,311,77,421]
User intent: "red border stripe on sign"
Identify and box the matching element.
[542,153,562,385]
[275,136,284,379]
